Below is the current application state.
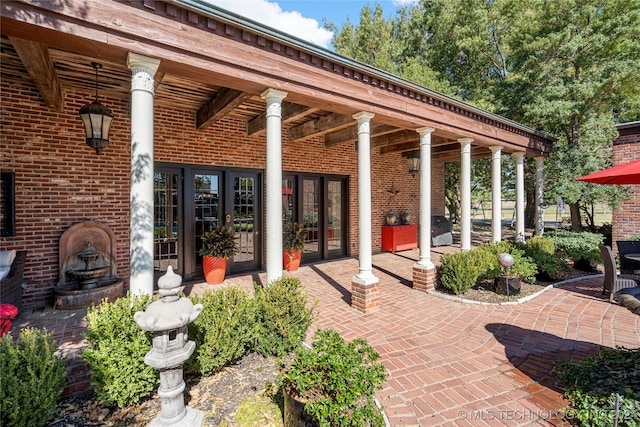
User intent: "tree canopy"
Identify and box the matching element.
[327,0,640,229]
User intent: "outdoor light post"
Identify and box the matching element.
[498,252,515,298]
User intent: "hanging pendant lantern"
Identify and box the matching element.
[407,150,420,177]
[79,62,113,155]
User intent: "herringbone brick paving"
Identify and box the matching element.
[11,249,640,426]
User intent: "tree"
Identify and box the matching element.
[328,0,640,230]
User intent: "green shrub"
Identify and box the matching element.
[253,277,316,358]
[555,347,640,426]
[0,328,67,427]
[275,329,386,427]
[519,236,567,280]
[81,293,157,408]
[523,235,555,255]
[439,250,490,294]
[187,286,256,374]
[554,230,603,264]
[478,242,537,283]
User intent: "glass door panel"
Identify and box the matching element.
[302,178,320,259]
[194,173,220,269]
[283,177,294,224]
[229,173,259,271]
[154,172,179,275]
[327,180,343,253]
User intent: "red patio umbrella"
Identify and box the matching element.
[576,159,640,185]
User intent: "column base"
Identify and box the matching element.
[351,276,380,313]
[412,263,436,293]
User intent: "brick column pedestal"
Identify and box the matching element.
[351,278,380,313]
[412,264,436,293]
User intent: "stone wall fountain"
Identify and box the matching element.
[54,221,123,309]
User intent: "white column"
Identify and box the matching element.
[353,112,377,281]
[261,88,288,284]
[535,156,545,235]
[514,152,526,242]
[127,53,160,297]
[490,146,503,242]
[416,127,435,268]
[458,138,473,251]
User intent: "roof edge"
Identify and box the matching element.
[170,0,553,143]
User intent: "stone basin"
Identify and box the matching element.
[54,278,124,310]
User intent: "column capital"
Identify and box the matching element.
[534,156,545,162]
[352,111,375,122]
[127,53,161,73]
[127,53,161,94]
[260,88,288,102]
[513,151,526,158]
[489,145,503,153]
[458,137,474,145]
[416,126,435,136]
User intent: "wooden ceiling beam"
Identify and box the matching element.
[196,87,252,130]
[247,102,319,136]
[289,112,355,142]
[324,123,397,147]
[9,37,64,111]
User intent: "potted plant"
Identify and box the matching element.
[198,225,238,284]
[283,222,306,272]
[274,328,386,427]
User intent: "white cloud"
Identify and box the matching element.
[392,0,419,5]
[203,0,334,49]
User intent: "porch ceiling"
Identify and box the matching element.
[2,35,451,157]
[0,0,552,160]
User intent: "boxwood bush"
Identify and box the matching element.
[0,328,67,427]
[439,249,491,294]
[81,292,157,408]
[187,286,256,374]
[253,276,316,358]
[439,241,537,294]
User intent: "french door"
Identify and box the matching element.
[283,174,348,262]
[154,165,262,281]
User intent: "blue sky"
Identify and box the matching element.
[204,0,417,49]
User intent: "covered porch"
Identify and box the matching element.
[1,0,553,312]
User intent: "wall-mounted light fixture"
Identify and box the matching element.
[79,62,113,155]
[406,150,420,177]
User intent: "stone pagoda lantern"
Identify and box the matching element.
[134,266,204,426]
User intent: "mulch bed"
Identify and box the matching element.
[48,352,281,427]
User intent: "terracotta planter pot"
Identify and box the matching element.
[283,249,302,271]
[203,256,227,284]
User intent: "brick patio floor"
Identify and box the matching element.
[10,249,640,426]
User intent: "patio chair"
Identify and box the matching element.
[0,250,26,313]
[599,245,639,302]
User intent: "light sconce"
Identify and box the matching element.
[407,150,420,177]
[79,62,113,155]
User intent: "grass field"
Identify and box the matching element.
[467,201,612,227]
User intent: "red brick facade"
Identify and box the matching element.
[612,122,640,246]
[1,78,447,309]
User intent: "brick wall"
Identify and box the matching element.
[612,124,640,247]
[1,78,449,308]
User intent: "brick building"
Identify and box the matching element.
[1,1,552,312]
[612,121,640,244]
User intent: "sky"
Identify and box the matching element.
[203,0,418,49]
